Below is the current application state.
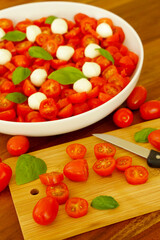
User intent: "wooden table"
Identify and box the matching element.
[0,0,160,239]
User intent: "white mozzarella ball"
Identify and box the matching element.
[0,49,12,65]
[30,69,47,87]
[0,28,5,42]
[82,62,101,78]
[96,23,113,38]
[73,78,92,93]
[56,45,74,61]
[84,43,101,58]
[51,18,68,34]
[28,92,47,110]
[26,25,41,42]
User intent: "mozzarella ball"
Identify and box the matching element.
[26,25,41,42]
[56,45,75,61]
[82,62,101,78]
[84,43,101,58]
[96,23,113,38]
[28,92,47,110]
[30,69,47,87]
[0,49,12,65]
[73,78,92,93]
[0,28,5,42]
[51,18,68,34]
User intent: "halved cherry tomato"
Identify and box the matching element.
[50,34,64,46]
[42,40,58,56]
[116,156,132,171]
[12,55,30,67]
[63,159,89,182]
[94,55,110,71]
[125,165,149,185]
[15,41,32,54]
[68,92,87,104]
[87,97,102,109]
[40,79,61,98]
[73,102,90,115]
[98,92,112,103]
[0,93,15,111]
[90,77,107,88]
[0,162,12,192]
[15,19,32,32]
[72,47,85,62]
[65,197,88,218]
[126,86,147,110]
[39,98,58,120]
[39,171,64,186]
[0,18,14,32]
[139,100,160,120]
[33,17,46,26]
[93,157,116,176]
[148,129,160,150]
[7,135,30,156]
[101,83,121,97]
[22,79,37,97]
[74,13,89,25]
[80,17,97,35]
[66,143,87,160]
[0,108,16,121]
[17,102,32,118]
[94,142,116,159]
[102,65,118,81]
[113,108,134,128]
[57,103,73,118]
[33,196,59,225]
[57,97,70,109]
[87,86,99,99]
[0,66,7,76]
[108,73,124,89]
[119,56,135,76]
[0,79,15,93]
[25,111,45,122]
[60,88,76,99]
[5,41,16,55]
[35,33,50,46]
[81,34,99,47]
[65,27,80,39]
[46,182,69,205]
[97,17,114,28]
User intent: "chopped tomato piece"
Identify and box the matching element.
[40,79,61,98]
[93,157,116,176]
[116,156,132,171]
[66,143,87,160]
[65,197,88,218]
[46,182,69,205]
[0,93,15,111]
[16,41,32,54]
[73,102,90,115]
[125,166,149,185]
[39,171,64,186]
[68,92,87,104]
[39,98,58,120]
[0,109,16,121]
[22,79,37,97]
[94,142,116,159]
[0,18,14,32]
[57,103,73,118]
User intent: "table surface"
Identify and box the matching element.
[0,0,160,239]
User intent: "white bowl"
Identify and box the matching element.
[0,1,144,136]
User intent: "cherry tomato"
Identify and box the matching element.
[5,41,16,55]
[0,108,16,121]
[25,111,45,122]
[66,143,87,160]
[0,93,15,111]
[113,108,134,128]
[12,55,30,67]
[40,79,61,98]
[102,65,118,81]
[126,86,147,110]
[94,142,116,159]
[0,79,15,93]
[68,92,87,104]
[72,47,85,62]
[33,196,59,225]
[93,157,116,176]
[74,13,89,25]
[22,79,37,97]
[17,102,32,118]
[97,17,114,27]
[63,159,89,182]
[81,34,99,47]
[7,135,30,156]
[50,34,64,46]
[0,162,12,192]
[35,33,50,46]
[116,156,132,171]
[73,102,90,115]
[15,41,32,54]
[65,197,88,218]
[87,97,102,109]
[87,86,99,99]
[139,100,160,120]
[42,40,58,56]
[101,83,121,97]
[39,98,58,120]
[94,55,110,71]
[39,171,64,186]
[57,103,73,118]
[125,165,149,185]
[0,18,14,32]
[15,19,32,32]
[148,129,160,150]
[46,182,69,205]
[98,92,112,103]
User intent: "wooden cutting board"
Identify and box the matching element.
[5,118,160,240]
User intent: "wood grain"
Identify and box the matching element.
[0,0,160,240]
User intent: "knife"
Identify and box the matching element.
[93,133,160,168]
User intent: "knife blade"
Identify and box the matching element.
[93,133,160,168]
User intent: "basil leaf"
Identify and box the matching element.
[16,154,47,185]
[2,30,26,42]
[12,67,31,85]
[45,16,57,24]
[96,48,114,64]
[28,46,53,60]
[48,67,86,85]
[91,195,119,210]
[134,128,157,143]
[5,92,27,104]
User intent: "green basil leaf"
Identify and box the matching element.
[91,195,119,210]
[48,67,86,85]
[12,67,31,85]
[96,48,114,64]
[134,128,157,143]
[45,15,57,24]
[2,30,26,42]
[28,46,53,60]
[15,154,47,185]
[5,92,27,104]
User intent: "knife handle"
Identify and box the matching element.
[147,150,160,168]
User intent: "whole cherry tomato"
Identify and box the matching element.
[39,171,64,186]
[139,100,160,120]
[0,161,12,192]
[93,157,116,176]
[66,143,87,160]
[7,135,30,156]
[126,85,147,110]
[113,108,134,128]
[148,129,160,150]
[46,182,69,205]
[125,165,148,185]
[33,196,59,225]
[65,197,88,218]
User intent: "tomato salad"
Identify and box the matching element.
[0,14,138,122]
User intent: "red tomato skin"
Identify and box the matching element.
[126,86,147,110]
[94,143,116,159]
[46,182,69,204]
[139,100,160,120]
[65,197,88,218]
[93,157,116,176]
[0,162,12,192]
[116,156,132,171]
[125,166,149,185]
[33,196,59,225]
[148,130,160,150]
[7,135,30,156]
[113,108,134,128]
[39,172,64,186]
[66,143,87,159]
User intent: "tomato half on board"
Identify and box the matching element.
[66,143,87,159]
[0,162,12,192]
[93,157,116,176]
[39,172,64,186]
[94,142,116,159]
[148,129,160,150]
[124,165,149,185]
[46,182,69,205]
[65,197,88,218]
[116,156,132,171]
